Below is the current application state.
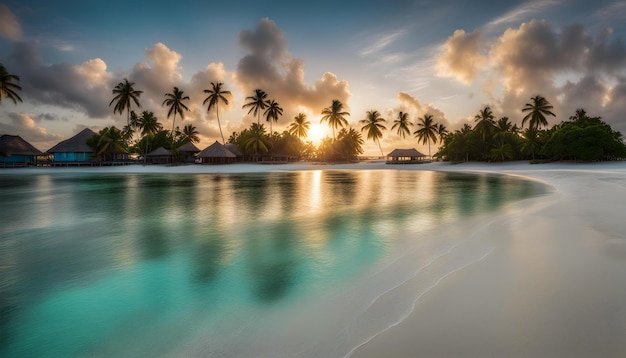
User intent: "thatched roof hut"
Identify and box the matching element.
[224,143,244,161]
[386,148,427,164]
[46,128,95,162]
[0,134,43,166]
[178,141,200,153]
[146,147,172,164]
[197,141,236,164]
[178,141,201,163]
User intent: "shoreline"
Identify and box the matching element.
[2,159,626,175]
[4,161,626,356]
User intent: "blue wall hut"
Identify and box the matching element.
[46,128,95,163]
[0,134,43,166]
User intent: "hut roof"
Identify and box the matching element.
[386,148,426,157]
[224,143,244,156]
[0,134,43,156]
[197,141,236,158]
[47,128,95,153]
[178,141,200,153]
[147,147,172,156]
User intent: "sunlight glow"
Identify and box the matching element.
[308,123,329,145]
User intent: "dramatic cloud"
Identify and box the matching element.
[436,19,626,131]
[234,18,350,129]
[5,40,112,118]
[435,29,487,84]
[0,4,22,41]
[489,20,626,130]
[0,113,63,149]
[124,42,186,122]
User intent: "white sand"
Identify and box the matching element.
[4,161,626,357]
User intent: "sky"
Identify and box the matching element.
[1,0,626,155]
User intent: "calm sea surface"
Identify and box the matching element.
[0,170,548,357]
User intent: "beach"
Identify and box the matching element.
[2,161,626,357]
[351,161,626,357]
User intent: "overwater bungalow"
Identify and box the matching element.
[197,141,237,164]
[0,134,43,167]
[386,148,427,164]
[46,128,95,165]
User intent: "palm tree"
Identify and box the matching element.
[0,64,22,105]
[320,99,350,139]
[460,123,472,133]
[473,106,496,143]
[392,111,413,138]
[414,113,438,158]
[203,82,231,144]
[243,123,269,159]
[336,127,364,160]
[489,142,514,162]
[359,110,387,156]
[521,128,540,161]
[138,111,161,163]
[87,126,128,161]
[436,123,448,143]
[162,86,190,138]
[288,113,310,139]
[522,95,555,130]
[264,99,283,134]
[569,108,587,122]
[109,79,143,127]
[242,89,268,125]
[179,124,200,144]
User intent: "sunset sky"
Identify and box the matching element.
[1,0,625,155]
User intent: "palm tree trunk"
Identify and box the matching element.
[170,114,176,140]
[216,106,225,144]
[377,139,384,157]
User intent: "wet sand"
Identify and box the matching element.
[350,162,626,358]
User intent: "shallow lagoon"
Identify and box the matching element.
[0,170,548,357]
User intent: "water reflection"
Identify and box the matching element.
[0,170,547,357]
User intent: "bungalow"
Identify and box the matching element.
[386,148,427,164]
[224,143,244,162]
[197,141,236,164]
[146,147,172,164]
[0,134,43,167]
[46,128,95,164]
[178,141,200,163]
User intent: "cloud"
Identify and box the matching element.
[0,112,63,149]
[5,40,113,118]
[395,92,450,128]
[234,18,350,129]
[486,19,626,131]
[485,0,559,32]
[435,29,487,84]
[0,4,22,41]
[360,31,405,57]
[128,42,184,111]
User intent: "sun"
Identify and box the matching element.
[307,123,328,145]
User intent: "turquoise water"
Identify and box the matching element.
[0,170,547,357]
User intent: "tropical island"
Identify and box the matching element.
[2,64,625,166]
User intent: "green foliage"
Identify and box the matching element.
[542,116,626,161]
[437,103,625,163]
[0,63,23,105]
[87,126,129,161]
